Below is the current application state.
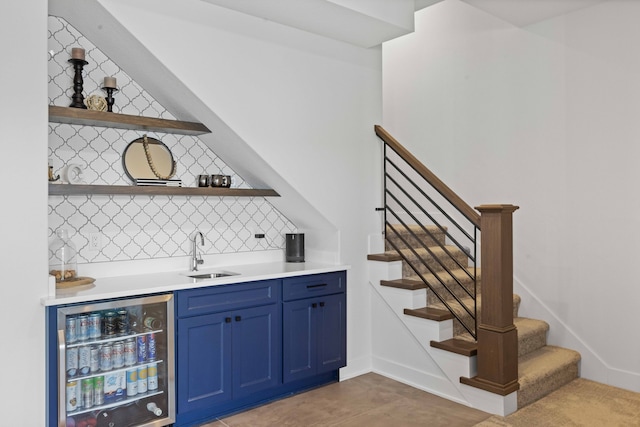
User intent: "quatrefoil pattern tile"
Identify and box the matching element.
[48,16,295,263]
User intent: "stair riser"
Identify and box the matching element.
[518,364,579,408]
[401,251,470,277]
[518,332,548,358]
[426,278,479,305]
[386,227,446,250]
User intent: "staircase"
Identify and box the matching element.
[368,224,581,413]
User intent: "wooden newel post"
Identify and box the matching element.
[461,204,520,395]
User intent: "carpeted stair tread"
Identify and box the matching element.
[517,345,581,408]
[430,294,521,336]
[434,317,548,358]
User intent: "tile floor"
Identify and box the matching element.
[199,373,492,427]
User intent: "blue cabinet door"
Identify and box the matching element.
[283,292,346,383]
[316,293,346,374]
[232,304,281,399]
[177,312,232,413]
[282,298,316,383]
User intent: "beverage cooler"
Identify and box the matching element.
[47,294,175,427]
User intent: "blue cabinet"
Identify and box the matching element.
[175,271,346,426]
[175,280,281,425]
[282,272,347,383]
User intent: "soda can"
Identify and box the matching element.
[116,310,129,335]
[126,368,138,396]
[81,378,94,409]
[147,333,156,362]
[99,344,113,372]
[102,311,117,337]
[147,362,158,391]
[137,365,148,394]
[66,381,79,412]
[143,316,162,330]
[136,335,147,363]
[78,345,91,376]
[112,341,125,369]
[77,315,89,341]
[90,346,100,373]
[65,316,77,343]
[66,347,78,378]
[88,313,101,339]
[94,375,105,405]
[124,338,136,367]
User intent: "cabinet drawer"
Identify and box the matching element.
[282,271,346,301]
[177,279,280,317]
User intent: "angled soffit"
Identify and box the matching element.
[460,0,609,27]
[199,0,416,48]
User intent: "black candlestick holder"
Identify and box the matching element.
[68,58,89,109]
[101,87,118,112]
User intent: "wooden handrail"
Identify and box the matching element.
[374,125,480,228]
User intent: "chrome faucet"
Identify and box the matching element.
[191,231,205,271]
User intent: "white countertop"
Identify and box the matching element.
[41,261,350,306]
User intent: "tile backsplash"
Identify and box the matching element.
[48,16,295,264]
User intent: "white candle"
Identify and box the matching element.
[104,76,117,89]
[71,47,85,60]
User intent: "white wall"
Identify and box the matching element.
[0,0,49,425]
[383,0,640,391]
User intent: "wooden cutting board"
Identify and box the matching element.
[56,277,95,289]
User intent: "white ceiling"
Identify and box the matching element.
[198,0,609,47]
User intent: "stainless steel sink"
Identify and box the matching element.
[185,271,239,280]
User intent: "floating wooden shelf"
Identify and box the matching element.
[49,183,279,197]
[49,105,211,135]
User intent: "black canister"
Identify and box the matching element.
[285,233,305,263]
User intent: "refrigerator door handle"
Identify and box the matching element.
[57,330,66,427]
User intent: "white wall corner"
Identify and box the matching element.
[367,259,402,283]
[368,232,385,254]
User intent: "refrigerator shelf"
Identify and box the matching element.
[66,359,165,383]
[67,390,165,417]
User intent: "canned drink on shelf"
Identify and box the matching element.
[93,375,104,405]
[102,311,117,337]
[112,341,124,369]
[137,365,148,394]
[104,371,126,403]
[148,333,156,362]
[66,347,78,378]
[124,338,136,367]
[81,378,94,409]
[136,335,147,363]
[65,316,77,343]
[66,381,79,412]
[88,312,101,339]
[116,310,129,335]
[90,346,100,373]
[147,362,158,391]
[143,316,162,330]
[77,315,89,341]
[78,345,91,376]
[126,368,138,397]
[99,344,113,372]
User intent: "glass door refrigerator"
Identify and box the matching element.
[47,294,175,427]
